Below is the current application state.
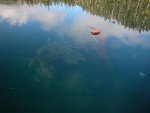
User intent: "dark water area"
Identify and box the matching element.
[0,0,150,113]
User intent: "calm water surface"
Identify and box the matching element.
[0,1,150,113]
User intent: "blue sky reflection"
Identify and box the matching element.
[0,4,150,48]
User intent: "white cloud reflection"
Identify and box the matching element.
[0,4,66,31]
[0,4,149,48]
[67,13,150,48]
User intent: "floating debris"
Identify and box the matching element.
[91,29,100,35]
[88,26,100,35]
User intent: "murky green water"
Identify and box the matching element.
[0,0,150,113]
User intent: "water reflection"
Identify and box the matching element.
[1,0,150,32]
[0,1,149,48]
[0,4,66,31]
[0,1,150,113]
[68,13,150,48]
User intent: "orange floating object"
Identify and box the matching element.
[91,29,100,35]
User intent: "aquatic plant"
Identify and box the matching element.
[37,40,85,65]
[30,39,86,80]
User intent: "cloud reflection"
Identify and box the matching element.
[0,4,66,31]
[0,4,149,48]
[68,13,150,48]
